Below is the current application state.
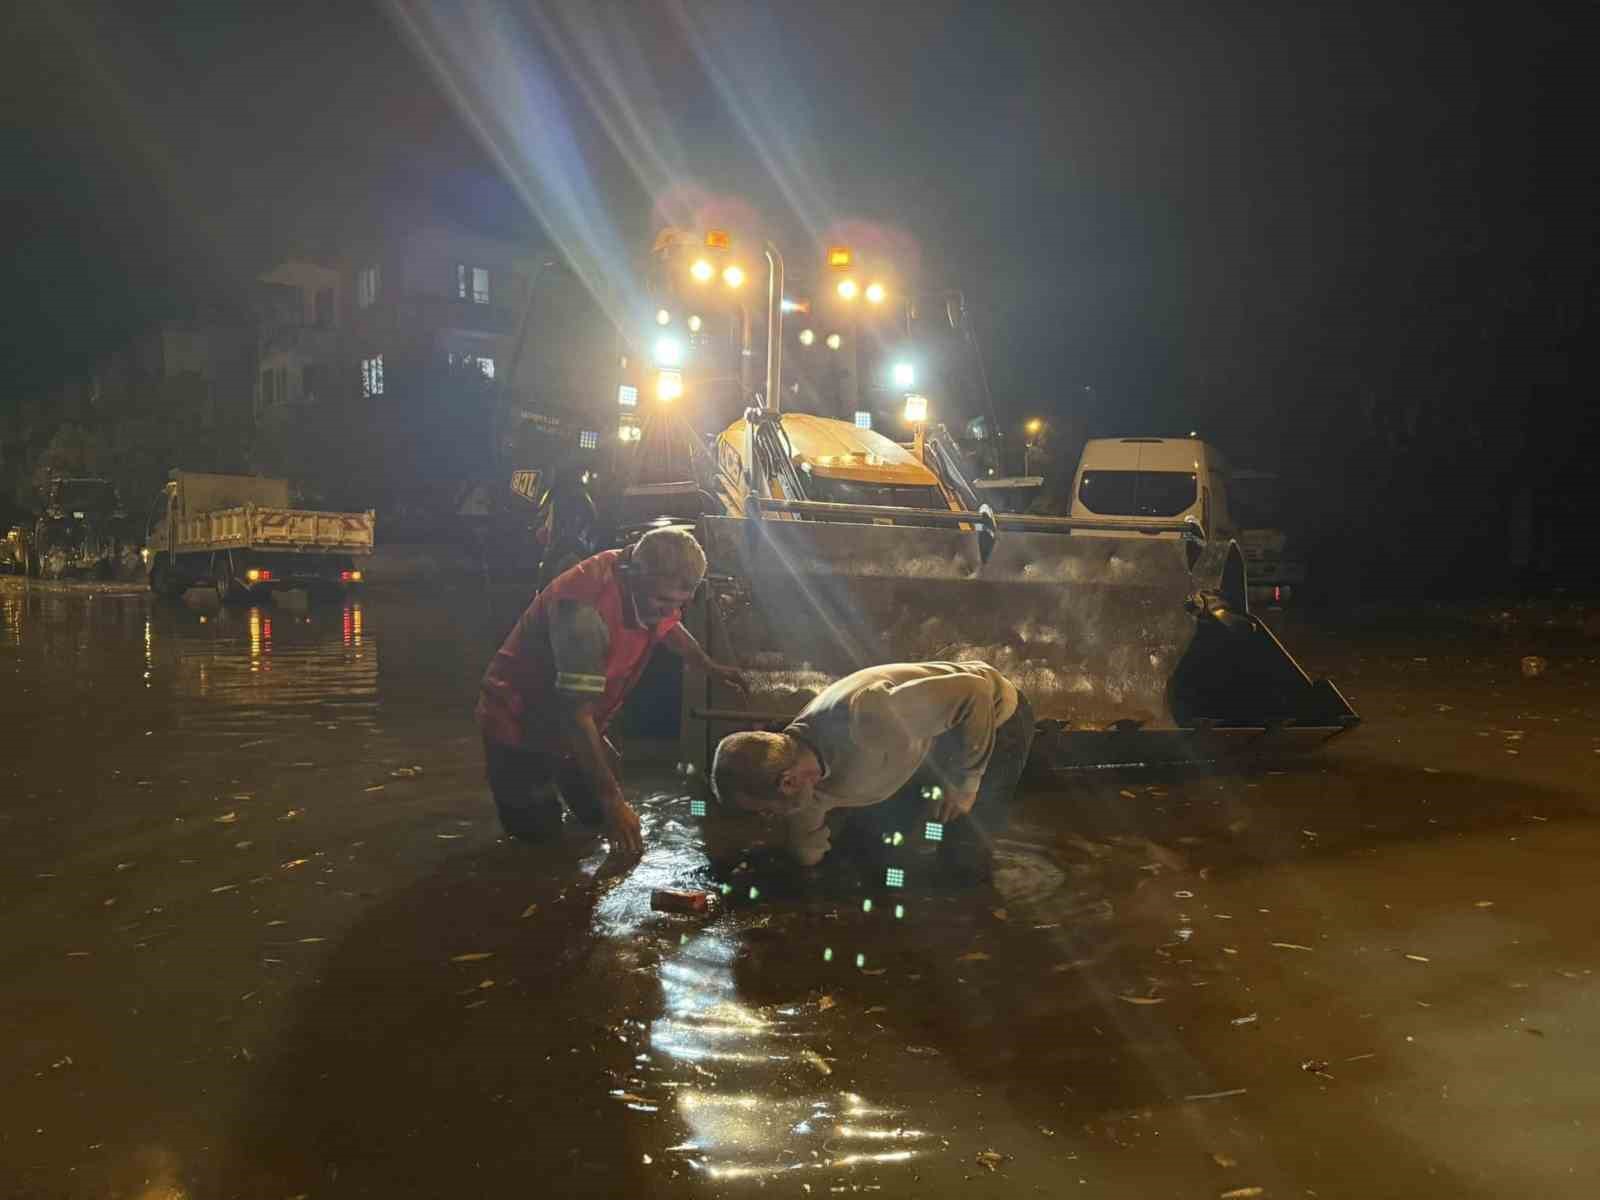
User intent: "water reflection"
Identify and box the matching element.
[166,602,378,733]
[643,910,928,1184]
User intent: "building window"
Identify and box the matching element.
[357,266,380,309]
[617,384,638,408]
[315,288,335,327]
[449,351,495,379]
[457,264,490,305]
[854,410,873,430]
[579,430,599,450]
[362,354,384,397]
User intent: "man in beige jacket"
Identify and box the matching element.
[711,661,1034,881]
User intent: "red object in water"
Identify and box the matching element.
[651,888,711,915]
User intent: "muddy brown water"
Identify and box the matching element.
[2,579,1598,1197]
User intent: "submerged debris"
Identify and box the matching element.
[975,1149,1006,1172]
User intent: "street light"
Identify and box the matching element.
[1025,418,1043,436]
[798,328,815,346]
[655,308,672,326]
[825,332,843,350]
[657,369,683,402]
[836,278,858,301]
[653,335,684,367]
[892,361,915,389]
[690,259,715,283]
[687,314,703,333]
[722,265,746,288]
[865,282,887,305]
[903,393,928,424]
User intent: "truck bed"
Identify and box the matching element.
[174,506,375,554]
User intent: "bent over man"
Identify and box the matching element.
[477,526,742,854]
[711,661,1034,880]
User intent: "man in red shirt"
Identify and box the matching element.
[477,526,742,855]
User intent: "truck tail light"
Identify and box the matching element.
[341,570,363,583]
[1273,585,1281,604]
[246,568,273,582]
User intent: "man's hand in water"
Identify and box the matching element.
[931,786,977,824]
[602,787,644,856]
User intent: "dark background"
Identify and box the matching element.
[2,0,1593,592]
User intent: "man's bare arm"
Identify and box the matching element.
[560,700,641,855]
[662,624,746,691]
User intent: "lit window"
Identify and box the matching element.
[361,354,384,397]
[854,411,873,430]
[885,867,905,888]
[617,384,638,408]
[448,352,495,379]
[579,430,599,450]
[689,797,707,817]
[923,821,944,842]
[357,266,380,309]
[457,264,490,305]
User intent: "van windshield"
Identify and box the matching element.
[1077,470,1197,518]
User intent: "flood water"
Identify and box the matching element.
[3,578,1598,1198]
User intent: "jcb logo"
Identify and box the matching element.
[716,440,742,482]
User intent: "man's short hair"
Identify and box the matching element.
[712,730,798,810]
[633,526,708,591]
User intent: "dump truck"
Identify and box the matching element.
[650,408,1356,773]
[145,471,375,602]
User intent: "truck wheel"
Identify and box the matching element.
[151,554,182,599]
[213,562,240,606]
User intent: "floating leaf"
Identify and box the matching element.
[957,950,991,962]
[298,937,325,944]
[280,858,310,870]
[1404,953,1431,963]
[991,908,1009,921]
[799,1049,832,1076]
[1212,1152,1237,1168]
[1219,1189,1264,1199]
[817,994,836,1012]
[451,952,494,963]
[210,883,237,894]
[1271,942,1314,952]
[519,903,539,919]
[1118,994,1165,1005]
[975,1149,1005,1172]
[214,812,239,824]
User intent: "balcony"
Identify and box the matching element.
[407,295,517,337]
[259,323,340,359]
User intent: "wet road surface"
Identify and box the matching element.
[3,578,1598,1198]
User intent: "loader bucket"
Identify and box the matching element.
[680,515,1357,770]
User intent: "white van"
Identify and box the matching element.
[1068,437,1236,539]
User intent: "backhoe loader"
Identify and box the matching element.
[658,407,1357,773]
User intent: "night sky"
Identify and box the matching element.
[3,0,1588,473]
